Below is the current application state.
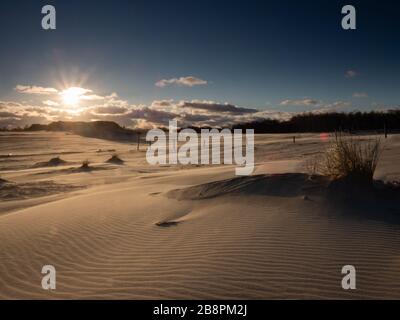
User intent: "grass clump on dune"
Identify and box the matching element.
[80,160,91,170]
[321,135,381,185]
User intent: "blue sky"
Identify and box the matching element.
[0,0,399,128]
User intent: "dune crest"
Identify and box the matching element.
[168,173,329,200]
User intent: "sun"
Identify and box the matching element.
[60,87,85,106]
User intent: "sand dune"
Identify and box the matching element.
[167,173,329,200]
[32,157,70,168]
[1,132,400,299]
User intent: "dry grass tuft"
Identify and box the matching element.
[305,155,323,176]
[321,134,381,184]
[80,160,91,169]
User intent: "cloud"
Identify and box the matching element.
[8,83,271,128]
[0,101,52,128]
[15,85,58,95]
[105,92,118,99]
[155,76,208,88]
[150,100,174,108]
[0,97,307,130]
[80,94,105,101]
[127,107,177,125]
[92,106,128,115]
[43,100,60,107]
[0,101,24,108]
[100,92,128,107]
[311,101,352,113]
[279,98,320,107]
[178,100,258,114]
[0,111,18,118]
[278,98,352,114]
[353,92,368,98]
[0,114,49,129]
[0,93,297,129]
[2,83,358,130]
[345,70,358,78]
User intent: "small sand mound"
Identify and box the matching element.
[34,163,115,175]
[33,156,68,168]
[0,180,83,201]
[106,154,124,165]
[47,156,67,166]
[168,173,329,200]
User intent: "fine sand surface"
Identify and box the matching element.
[1,131,400,299]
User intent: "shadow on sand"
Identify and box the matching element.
[167,173,400,225]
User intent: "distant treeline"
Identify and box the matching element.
[1,110,400,136]
[231,110,400,133]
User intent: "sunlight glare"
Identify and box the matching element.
[60,87,86,106]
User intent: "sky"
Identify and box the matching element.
[0,0,399,128]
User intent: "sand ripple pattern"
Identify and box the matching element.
[1,183,400,299]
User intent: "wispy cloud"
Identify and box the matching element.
[150,100,174,108]
[311,101,352,113]
[279,98,352,113]
[92,106,128,115]
[155,76,208,88]
[177,100,257,114]
[279,98,320,107]
[42,100,60,107]
[345,70,358,78]
[353,92,368,98]
[15,85,58,95]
